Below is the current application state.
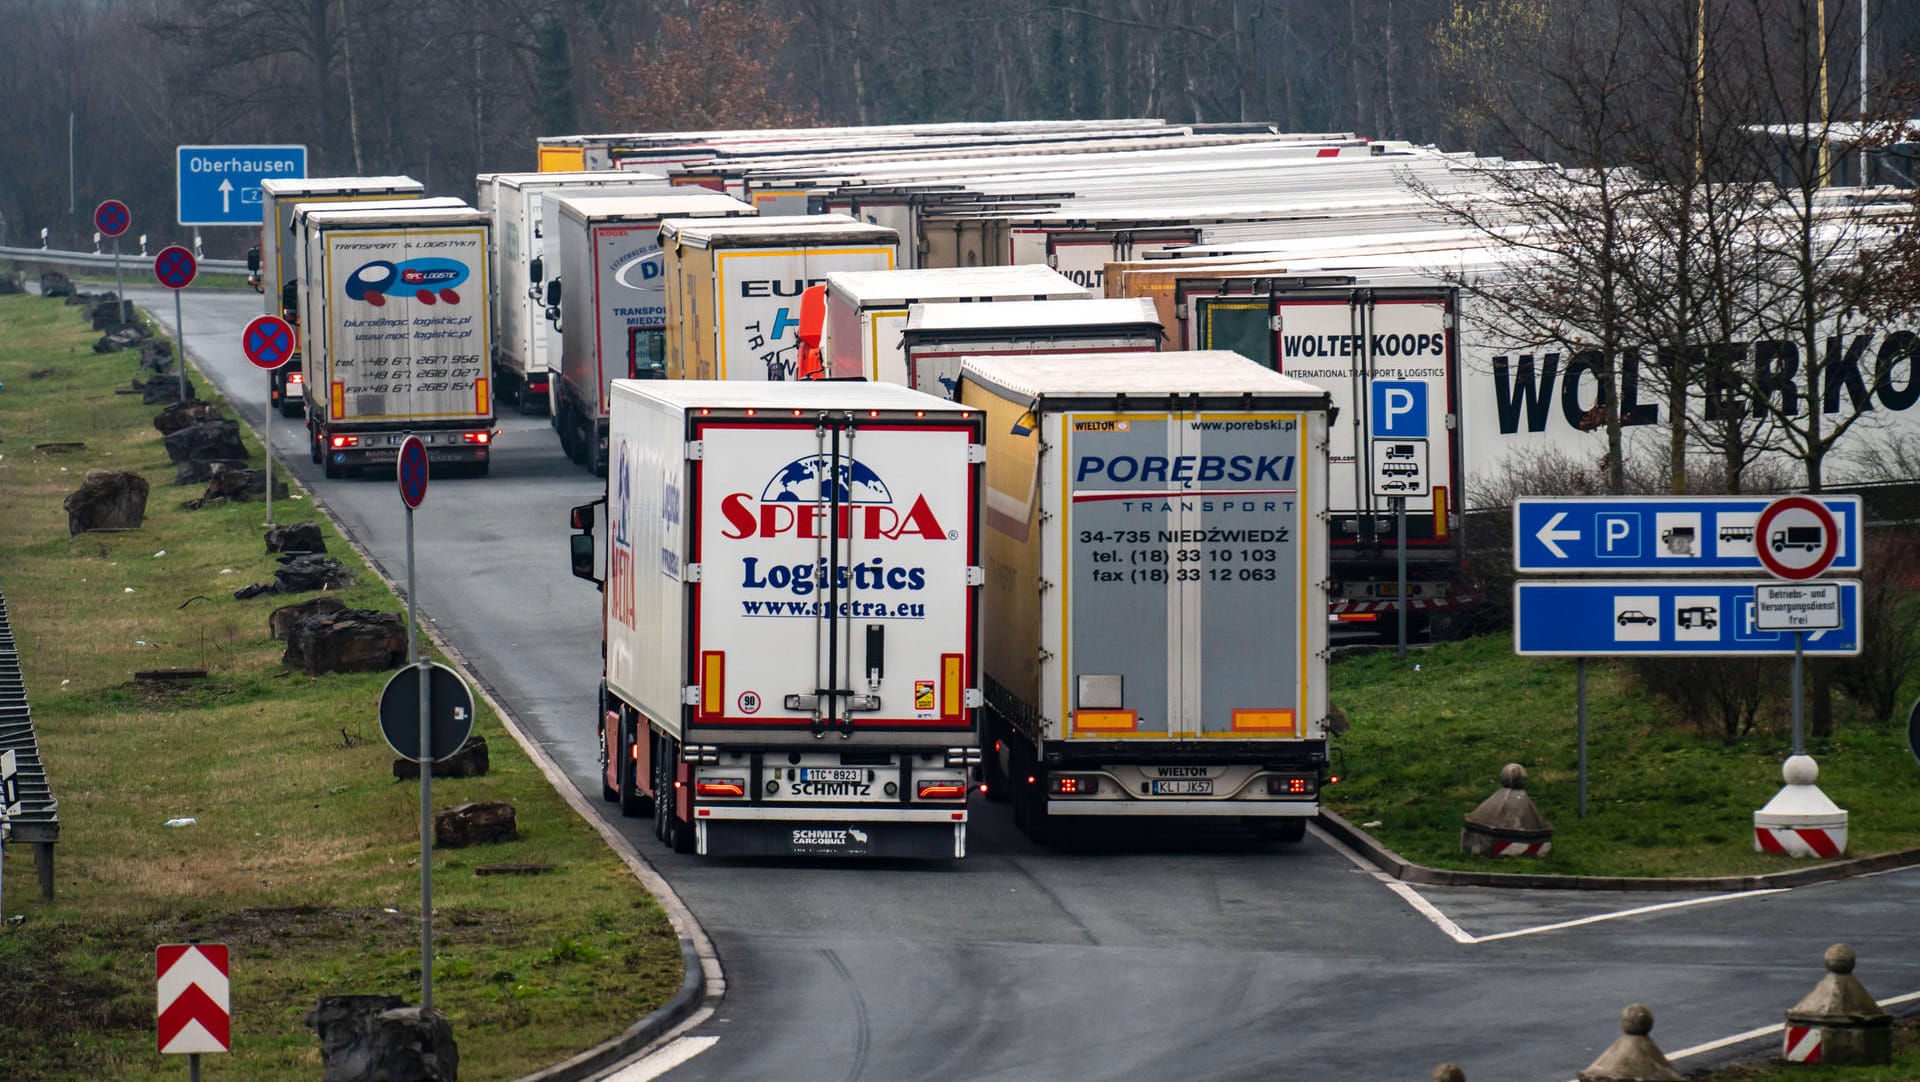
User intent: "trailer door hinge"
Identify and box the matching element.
[685,440,704,460]
[965,689,984,708]
[681,686,703,706]
[1269,314,1282,332]
[1444,413,1457,431]
[966,566,985,587]
[683,563,703,583]
[968,444,987,464]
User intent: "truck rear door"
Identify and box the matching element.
[691,414,978,733]
[1061,408,1316,741]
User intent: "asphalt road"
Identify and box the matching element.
[133,285,1920,1082]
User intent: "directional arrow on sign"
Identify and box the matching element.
[1535,511,1579,559]
[156,943,231,1054]
[218,179,233,214]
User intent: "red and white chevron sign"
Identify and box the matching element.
[156,943,230,1054]
[1784,1024,1823,1062]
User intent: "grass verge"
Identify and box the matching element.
[1326,634,1920,877]
[0,294,681,1080]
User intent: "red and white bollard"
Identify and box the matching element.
[1754,755,1847,858]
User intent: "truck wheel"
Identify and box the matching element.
[599,717,618,803]
[557,405,576,458]
[651,735,673,845]
[308,428,322,465]
[570,417,591,466]
[1245,817,1308,843]
[617,719,652,817]
[279,401,303,419]
[323,452,344,480]
[654,734,695,854]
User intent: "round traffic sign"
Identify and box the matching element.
[397,435,428,509]
[1755,495,1840,580]
[153,245,198,290]
[377,662,475,762]
[94,199,130,238]
[241,315,296,371]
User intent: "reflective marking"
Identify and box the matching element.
[601,1036,719,1081]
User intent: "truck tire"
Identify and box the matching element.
[652,733,694,854]
[570,416,591,466]
[323,451,344,480]
[1245,816,1308,843]
[557,404,577,458]
[617,717,651,817]
[599,716,618,803]
[308,427,322,465]
[279,400,303,419]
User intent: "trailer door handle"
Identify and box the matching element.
[865,624,884,692]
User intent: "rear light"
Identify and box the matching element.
[462,431,491,445]
[1050,775,1100,796]
[916,781,967,800]
[695,778,746,798]
[288,372,304,385]
[1335,613,1379,623]
[329,435,358,449]
[1267,774,1318,796]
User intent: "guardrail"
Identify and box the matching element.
[0,244,249,275]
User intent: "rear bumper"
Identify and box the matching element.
[693,806,968,858]
[1049,799,1318,818]
[328,445,490,466]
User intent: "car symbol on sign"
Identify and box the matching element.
[1616,609,1657,626]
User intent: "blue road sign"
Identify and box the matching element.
[1513,579,1861,656]
[1370,380,1427,438]
[176,144,307,226]
[397,435,429,509]
[1513,495,1861,574]
[94,199,130,238]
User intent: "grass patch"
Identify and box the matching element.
[0,294,681,1080]
[1326,635,1920,877]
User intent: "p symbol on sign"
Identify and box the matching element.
[1597,513,1641,557]
[1370,380,1428,438]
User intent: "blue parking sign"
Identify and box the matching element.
[1370,380,1427,438]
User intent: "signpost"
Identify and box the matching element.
[1369,382,1431,658]
[154,245,198,402]
[1513,495,1861,574]
[394,434,436,1009]
[157,942,230,1079]
[176,145,307,226]
[94,199,130,310]
[241,315,296,527]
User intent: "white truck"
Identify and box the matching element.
[295,203,496,478]
[568,380,986,859]
[900,296,1164,397]
[479,170,669,413]
[250,177,424,417]
[546,191,757,473]
[817,265,1090,384]
[660,215,899,381]
[956,351,1332,843]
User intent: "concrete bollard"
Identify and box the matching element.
[1460,763,1553,858]
[1577,1003,1682,1082]
[1783,943,1891,1065]
[1754,755,1848,857]
[1432,1065,1466,1082]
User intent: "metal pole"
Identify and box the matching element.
[189,1053,200,1082]
[1792,630,1806,756]
[1860,0,1870,184]
[1576,657,1589,820]
[1396,496,1408,659]
[409,505,433,1010]
[67,113,74,217]
[173,289,187,401]
[265,374,275,527]
[112,237,123,312]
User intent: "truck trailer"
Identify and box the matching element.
[546,191,757,473]
[817,264,1090,384]
[900,296,1163,397]
[661,215,899,381]
[252,177,424,417]
[295,203,496,478]
[569,379,986,859]
[956,351,1331,842]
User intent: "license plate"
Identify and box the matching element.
[1151,779,1212,796]
[800,768,865,782]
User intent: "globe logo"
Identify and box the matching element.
[760,456,892,505]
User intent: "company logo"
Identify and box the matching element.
[790,827,872,848]
[720,456,949,541]
[345,258,470,306]
[612,246,664,290]
[609,442,636,629]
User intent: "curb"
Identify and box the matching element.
[145,300,722,1081]
[1318,808,1920,891]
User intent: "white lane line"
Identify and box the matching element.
[1309,822,1790,944]
[601,1036,720,1082]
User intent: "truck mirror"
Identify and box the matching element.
[569,502,595,532]
[529,256,543,284]
[246,247,260,273]
[569,532,599,585]
[545,278,562,307]
[281,280,299,320]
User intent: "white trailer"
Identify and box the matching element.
[570,380,985,859]
[901,296,1163,397]
[957,352,1331,842]
[818,264,1089,385]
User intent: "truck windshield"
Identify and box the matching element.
[629,327,667,379]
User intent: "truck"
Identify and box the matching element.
[567,379,986,858]
[547,191,757,473]
[480,171,670,414]
[900,296,1164,398]
[955,351,1332,843]
[660,215,899,381]
[295,203,496,479]
[250,177,424,417]
[817,265,1090,384]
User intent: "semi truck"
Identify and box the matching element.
[568,379,986,858]
[817,265,1090,384]
[660,215,899,381]
[955,351,1332,842]
[250,177,425,417]
[900,296,1164,397]
[479,170,669,413]
[546,191,757,473]
[294,203,496,478]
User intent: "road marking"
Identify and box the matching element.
[601,1036,719,1081]
[1310,822,1789,944]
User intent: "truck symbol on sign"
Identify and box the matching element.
[1384,443,1417,460]
[1772,526,1823,552]
[1661,526,1696,555]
